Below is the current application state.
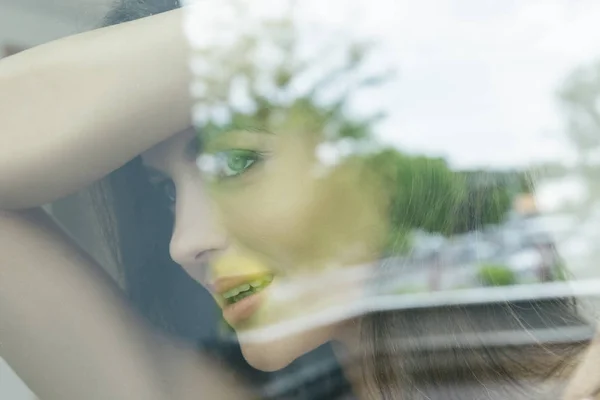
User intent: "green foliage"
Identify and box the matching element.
[552,261,569,282]
[478,264,517,287]
[448,171,514,235]
[366,150,517,244]
[517,172,536,194]
[556,60,600,216]
[558,61,600,153]
[196,6,518,247]
[366,149,466,240]
[384,225,413,255]
[196,11,393,143]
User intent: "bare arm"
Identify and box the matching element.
[0,209,253,400]
[0,9,191,210]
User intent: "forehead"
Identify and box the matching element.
[141,128,197,171]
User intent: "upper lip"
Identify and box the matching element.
[211,274,271,296]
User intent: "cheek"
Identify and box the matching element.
[218,163,334,263]
[211,138,388,266]
[219,168,386,267]
[212,145,318,250]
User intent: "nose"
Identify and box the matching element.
[169,178,227,279]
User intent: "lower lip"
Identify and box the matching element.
[222,292,264,325]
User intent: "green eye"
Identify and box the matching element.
[226,151,254,174]
[196,149,265,180]
[216,149,261,179]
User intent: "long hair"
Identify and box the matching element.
[360,300,587,399]
[93,1,589,399]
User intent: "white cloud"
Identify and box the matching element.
[345,0,600,168]
[184,0,600,169]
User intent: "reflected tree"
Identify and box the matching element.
[557,60,600,215]
[187,2,394,143]
[187,2,519,254]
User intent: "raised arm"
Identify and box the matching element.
[0,208,252,400]
[0,9,191,209]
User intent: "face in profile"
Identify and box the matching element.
[142,119,388,371]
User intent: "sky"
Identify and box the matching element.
[185,0,600,169]
[284,0,600,214]
[342,0,600,169]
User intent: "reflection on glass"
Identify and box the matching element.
[103,0,599,398]
[177,2,599,397]
[4,0,600,400]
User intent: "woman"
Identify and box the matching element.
[0,0,593,399]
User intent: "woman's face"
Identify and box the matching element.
[141,126,388,371]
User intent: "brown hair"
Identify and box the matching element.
[359,278,587,398]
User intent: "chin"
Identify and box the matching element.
[240,341,296,371]
[237,324,337,372]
